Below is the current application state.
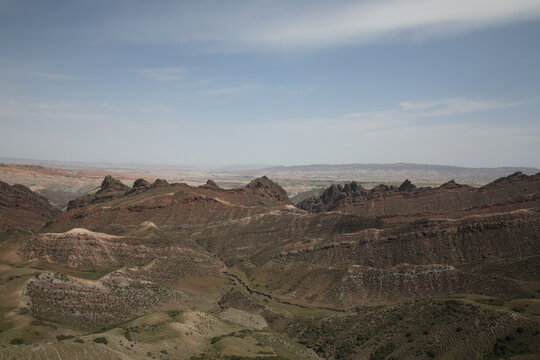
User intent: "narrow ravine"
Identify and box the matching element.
[223,270,346,313]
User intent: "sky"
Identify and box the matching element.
[1,0,540,168]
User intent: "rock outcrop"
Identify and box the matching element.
[129,178,152,193]
[0,180,59,232]
[67,175,130,210]
[398,179,416,192]
[298,172,540,219]
[243,176,290,203]
[151,179,169,187]
[48,176,291,233]
[100,175,130,194]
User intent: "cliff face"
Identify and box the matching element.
[298,172,540,220]
[0,180,59,233]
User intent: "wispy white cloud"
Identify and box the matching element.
[239,96,539,167]
[105,0,540,51]
[133,67,189,81]
[255,97,530,139]
[344,97,524,122]
[250,0,540,49]
[397,98,524,117]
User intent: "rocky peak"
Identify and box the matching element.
[489,171,527,185]
[482,171,540,191]
[151,179,169,188]
[350,181,361,192]
[318,181,366,207]
[321,184,343,204]
[398,179,417,192]
[206,179,218,187]
[98,175,130,195]
[438,179,463,190]
[132,178,151,191]
[68,175,130,210]
[245,176,290,203]
[342,181,362,193]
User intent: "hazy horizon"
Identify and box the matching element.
[1,1,540,167]
[1,156,539,173]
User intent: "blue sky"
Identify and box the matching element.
[1,0,540,167]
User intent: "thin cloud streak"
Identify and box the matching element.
[254,97,531,138]
[345,97,524,121]
[104,0,540,51]
[251,0,540,49]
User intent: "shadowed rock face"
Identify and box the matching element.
[243,176,290,202]
[398,179,416,192]
[129,178,152,193]
[0,180,59,232]
[298,172,540,219]
[67,175,130,210]
[100,175,130,194]
[151,178,169,187]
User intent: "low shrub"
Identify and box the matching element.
[93,337,108,344]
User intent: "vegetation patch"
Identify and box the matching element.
[9,338,24,345]
[93,336,108,344]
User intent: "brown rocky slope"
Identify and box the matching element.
[297,171,540,220]
[48,175,292,234]
[0,180,59,234]
[3,172,540,359]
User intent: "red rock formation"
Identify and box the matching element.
[0,180,59,232]
[243,176,290,202]
[298,172,540,220]
[48,177,291,233]
[67,175,130,210]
